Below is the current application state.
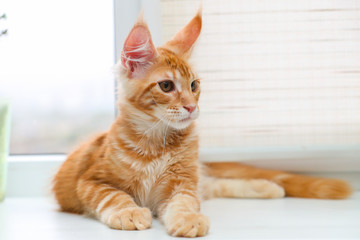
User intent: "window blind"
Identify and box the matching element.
[160,0,360,153]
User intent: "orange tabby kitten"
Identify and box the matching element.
[53,10,352,237]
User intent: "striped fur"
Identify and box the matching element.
[53,10,352,238]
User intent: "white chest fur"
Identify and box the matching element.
[128,153,174,207]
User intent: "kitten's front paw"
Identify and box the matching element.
[166,212,210,237]
[102,207,152,230]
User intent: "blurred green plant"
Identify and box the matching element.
[0,13,8,37]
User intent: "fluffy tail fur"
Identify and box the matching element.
[203,162,352,199]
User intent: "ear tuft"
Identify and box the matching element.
[163,7,202,57]
[121,15,157,78]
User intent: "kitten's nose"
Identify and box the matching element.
[183,105,196,114]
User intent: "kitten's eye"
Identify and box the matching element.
[159,80,174,92]
[191,80,198,92]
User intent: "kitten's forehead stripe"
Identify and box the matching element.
[164,71,174,80]
[175,79,182,92]
[175,70,181,80]
[158,48,193,79]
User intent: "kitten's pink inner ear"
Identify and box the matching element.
[164,11,202,56]
[121,24,157,77]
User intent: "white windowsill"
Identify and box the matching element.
[1,193,360,240]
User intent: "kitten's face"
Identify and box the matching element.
[119,11,202,130]
[129,49,200,130]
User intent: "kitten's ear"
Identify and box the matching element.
[163,8,202,57]
[121,13,157,78]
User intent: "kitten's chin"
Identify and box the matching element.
[168,118,194,130]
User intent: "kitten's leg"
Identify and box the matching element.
[157,182,210,237]
[202,177,285,200]
[77,179,152,230]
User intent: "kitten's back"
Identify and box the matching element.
[53,133,107,213]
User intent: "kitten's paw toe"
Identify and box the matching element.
[166,212,210,237]
[103,207,152,230]
[131,207,152,230]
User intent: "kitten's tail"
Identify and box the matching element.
[203,162,352,199]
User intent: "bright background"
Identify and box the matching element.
[0,0,115,154]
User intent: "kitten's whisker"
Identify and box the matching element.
[134,114,167,151]
[162,119,171,155]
